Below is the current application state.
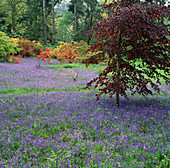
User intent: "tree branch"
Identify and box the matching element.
[46,0,62,17]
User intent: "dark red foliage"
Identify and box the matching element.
[83,1,170,106]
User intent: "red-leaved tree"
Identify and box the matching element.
[83,0,170,107]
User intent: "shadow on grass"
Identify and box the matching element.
[1,83,169,109]
[95,94,169,110]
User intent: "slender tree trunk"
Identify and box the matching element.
[87,16,93,45]
[116,28,122,107]
[43,0,47,45]
[11,3,16,32]
[74,1,77,34]
[52,0,55,45]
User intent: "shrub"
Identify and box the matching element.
[8,55,22,64]
[17,38,42,58]
[71,40,91,64]
[10,37,20,44]
[52,42,79,63]
[36,47,52,68]
[75,41,110,65]
[0,31,21,62]
[11,38,43,50]
[52,40,110,65]
[32,40,43,48]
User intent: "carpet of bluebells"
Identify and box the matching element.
[0,57,169,168]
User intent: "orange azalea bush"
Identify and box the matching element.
[52,41,110,65]
[52,42,79,63]
[71,40,110,65]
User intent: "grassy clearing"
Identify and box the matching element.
[47,58,169,83]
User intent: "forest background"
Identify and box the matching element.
[0,0,169,47]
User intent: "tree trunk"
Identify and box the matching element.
[43,0,47,45]
[87,13,93,45]
[74,1,77,34]
[11,3,16,32]
[116,28,122,107]
[52,0,55,45]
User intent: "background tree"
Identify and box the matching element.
[67,0,84,41]
[6,0,26,32]
[83,1,170,107]
[42,0,62,44]
[43,0,47,45]
[0,0,63,42]
[1,0,104,43]
[0,0,27,37]
[67,0,104,43]
[73,0,77,34]
[55,11,74,42]
[52,0,55,44]
[83,0,103,45]
[0,0,11,33]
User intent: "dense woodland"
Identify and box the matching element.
[0,0,106,45]
[0,0,168,45]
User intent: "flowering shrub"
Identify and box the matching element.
[10,37,20,44]
[36,47,52,68]
[70,40,109,65]
[52,41,109,65]
[32,40,42,48]
[8,55,22,64]
[16,38,41,58]
[0,31,21,62]
[52,42,79,63]
[15,56,22,64]
[8,55,16,63]
[10,38,42,49]
[70,40,90,64]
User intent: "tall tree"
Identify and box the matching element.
[69,0,82,35]
[83,0,101,44]
[73,0,77,34]
[52,0,55,44]
[55,11,74,42]
[68,0,85,41]
[83,1,170,107]
[0,0,10,33]
[0,0,63,41]
[68,0,103,42]
[43,0,47,44]
[0,0,27,34]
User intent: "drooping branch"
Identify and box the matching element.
[83,2,170,106]
[46,0,62,17]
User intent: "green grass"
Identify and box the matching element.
[1,58,169,97]
[47,58,169,84]
[0,85,94,97]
